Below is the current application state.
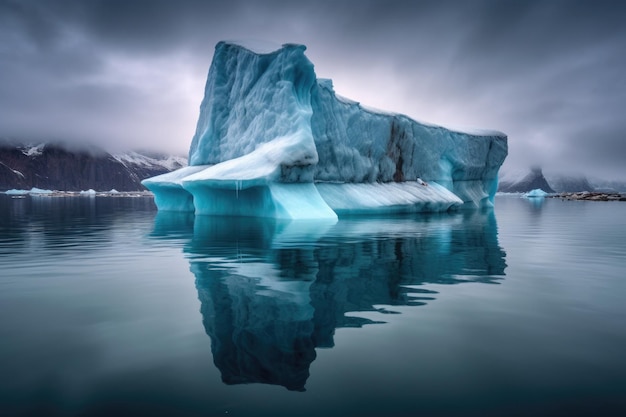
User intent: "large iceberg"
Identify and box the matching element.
[143,41,507,219]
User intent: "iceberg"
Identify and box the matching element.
[143,41,507,219]
[80,189,97,197]
[4,189,30,196]
[524,188,549,198]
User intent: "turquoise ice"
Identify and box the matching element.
[143,41,508,219]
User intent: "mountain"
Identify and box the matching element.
[498,167,555,193]
[498,166,599,193]
[545,174,594,193]
[589,178,626,193]
[0,141,186,191]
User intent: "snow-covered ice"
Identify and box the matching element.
[142,41,508,219]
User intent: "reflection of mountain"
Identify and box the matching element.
[152,211,506,391]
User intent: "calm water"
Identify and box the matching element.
[0,194,625,417]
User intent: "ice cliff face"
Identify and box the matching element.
[143,41,507,219]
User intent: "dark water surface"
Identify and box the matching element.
[0,195,625,416]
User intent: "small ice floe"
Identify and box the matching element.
[5,189,29,196]
[5,188,54,196]
[80,189,97,197]
[524,189,548,198]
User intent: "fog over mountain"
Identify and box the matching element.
[498,165,626,193]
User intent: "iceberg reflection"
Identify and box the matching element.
[151,211,506,391]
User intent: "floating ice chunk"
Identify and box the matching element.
[4,187,55,197]
[29,188,53,195]
[5,189,29,195]
[80,189,97,196]
[524,189,549,198]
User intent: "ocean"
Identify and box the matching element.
[1,194,624,416]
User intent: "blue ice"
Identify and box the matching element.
[142,41,507,219]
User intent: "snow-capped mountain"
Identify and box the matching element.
[0,140,186,191]
[112,151,187,172]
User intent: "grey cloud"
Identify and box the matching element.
[560,122,626,178]
[1,0,625,178]
[0,0,64,49]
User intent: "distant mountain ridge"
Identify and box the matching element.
[0,141,186,191]
[498,167,555,193]
[547,175,595,193]
[498,166,626,193]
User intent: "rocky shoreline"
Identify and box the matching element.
[549,192,626,201]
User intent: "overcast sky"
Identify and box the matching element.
[1,0,625,178]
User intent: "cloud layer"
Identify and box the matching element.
[1,0,625,178]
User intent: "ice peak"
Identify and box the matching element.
[219,40,305,55]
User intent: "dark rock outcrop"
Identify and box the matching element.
[551,192,626,201]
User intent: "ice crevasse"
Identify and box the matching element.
[142,41,508,219]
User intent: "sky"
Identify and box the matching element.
[1,0,625,179]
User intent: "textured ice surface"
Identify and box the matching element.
[143,41,507,218]
[316,182,462,215]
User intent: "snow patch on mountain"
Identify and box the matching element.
[19,143,45,157]
[113,151,187,171]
